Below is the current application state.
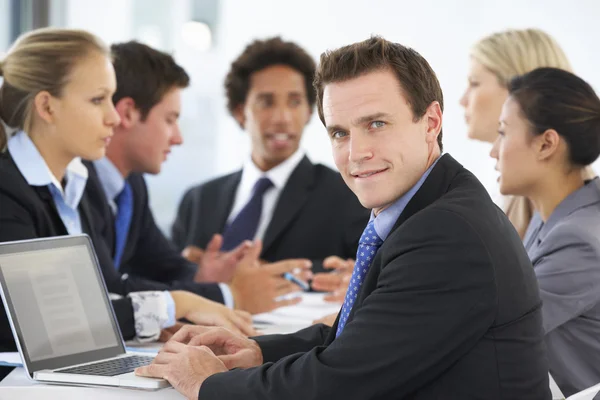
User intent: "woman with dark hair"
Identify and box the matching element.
[490,67,600,396]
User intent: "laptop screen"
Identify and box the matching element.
[0,236,125,373]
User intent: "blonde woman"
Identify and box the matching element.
[0,28,253,352]
[460,28,595,238]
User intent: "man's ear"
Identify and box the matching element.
[233,104,246,129]
[424,101,443,146]
[114,97,141,129]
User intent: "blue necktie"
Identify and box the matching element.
[336,220,383,337]
[113,182,133,269]
[221,177,273,251]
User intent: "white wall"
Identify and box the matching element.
[215,0,600,204]
[0,0,10,52]
[64,0,134,43]
[31,0,600,232]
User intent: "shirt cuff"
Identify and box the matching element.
[128,291,169,343]
[163,291,176,328]
[218,283,234,309]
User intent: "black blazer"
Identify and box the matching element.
[84,162,223,302]
[172,156,370,273]
[0,152,135,351]
[199,154,551,400]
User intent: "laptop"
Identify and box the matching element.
[0,235,169,390]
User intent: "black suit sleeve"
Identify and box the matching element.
[123,201,196,282]
[199,209,497,399]
[111,298,135,340]
[117,179,224,303]
[123,177,196,282]
[90,228,225,303]
[254,324,332,363]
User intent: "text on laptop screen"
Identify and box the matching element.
[0,245,120,361]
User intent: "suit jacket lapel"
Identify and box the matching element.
[78,193,96,237]
[389,154,462,234]
[78,189,122,279]
[212,171,242,236]
[83,161,114,253]
[6,152,67,235]
[262,156,315,255]
[537,177,600,243]
[32,185,69,235]
[32,185,57,212]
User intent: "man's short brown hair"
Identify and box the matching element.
[224,37,316,116]
[314,36,444,151]
[111,41,190,120]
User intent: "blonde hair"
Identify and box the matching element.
[471,28,572,87]
[472,28,582,239]
[0,27,109,151]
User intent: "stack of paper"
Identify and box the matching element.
[253,292,341,335]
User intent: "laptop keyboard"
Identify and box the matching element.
[55,355,154,377]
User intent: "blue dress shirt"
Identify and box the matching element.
[371,157,440,240]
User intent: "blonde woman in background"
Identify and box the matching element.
[460,28,595,238]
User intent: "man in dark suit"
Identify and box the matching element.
[171,37,369,274]
[87,41,310,314]
[137,37,551,399]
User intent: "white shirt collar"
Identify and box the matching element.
[8,131,88,189]
[226,149,307,237]
[240,149,306,191]
[93,157,126,202]
[8,131,88,208]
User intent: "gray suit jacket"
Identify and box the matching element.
[524,177,600,396]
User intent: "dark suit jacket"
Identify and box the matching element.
[0,152,135,351]
[172,156,370,273]
[84,162,224,302]
[199,154,551,400]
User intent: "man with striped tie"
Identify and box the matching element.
[137,37,550,400]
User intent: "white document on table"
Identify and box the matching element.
[253,293,341,328]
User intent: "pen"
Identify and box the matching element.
[283,272,310,291]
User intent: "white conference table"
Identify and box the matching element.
[0,293,340,399]
[0,293,568,400]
